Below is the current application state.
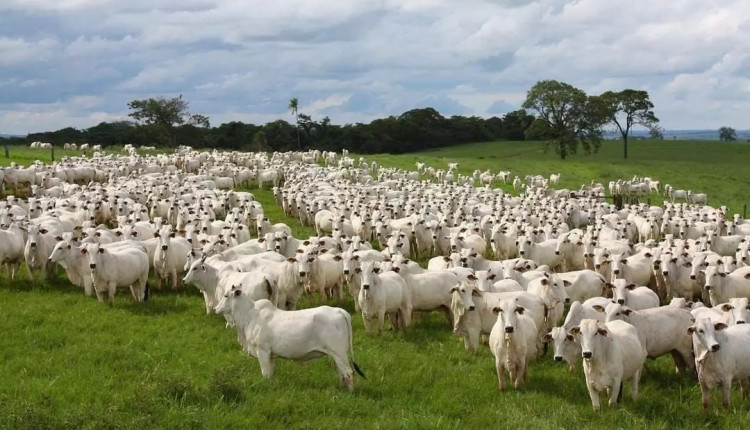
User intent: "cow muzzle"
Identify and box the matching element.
[468,305,475,311]
[162,245,169,250]
[504,326,514,333]
[710,344,720,352]
[89,264,96,269]
[582,351,592,359]
[362,285,369,290]
[617,299,625,305]
[554,356,563,362]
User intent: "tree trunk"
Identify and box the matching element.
[3,142,8,159]
[622,134,628,159]
[295,114,301,150]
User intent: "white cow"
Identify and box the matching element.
[154,227,192,290]
[608,279,660,310]
[688,318,750,409]
[488,297,539,390]
[84,243,150,305]
[356,261,412,335]
[603,303,695,374]
[214,288,364,391]
[0,222,26,280]
[571,319,647,411]
[703,266,750,306]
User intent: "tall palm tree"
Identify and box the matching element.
[288,97,300,150]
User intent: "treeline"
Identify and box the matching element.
[0,108,535,154]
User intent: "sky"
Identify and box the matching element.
[1,0,749,135]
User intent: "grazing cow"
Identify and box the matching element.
[489,297,539,390]
[603,303,695,374]
[214,287,365,391]
[356,261,412,334]
[571,319,647,411]
[688,318,750,409]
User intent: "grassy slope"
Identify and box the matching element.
[367,139,750,214]
[1,142,750,428]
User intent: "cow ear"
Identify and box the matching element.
[540,278,549,286]
[233,289,242,297]
[471,289,482,297]
[443,256,451,262]
[307,257,314,263]
[563,280,572,287]
[721,304,733,312]
[592,305,605,313]
[492,307,501,315]
[714,322,728,331]
[626,283,637,290]
[597,327,609,336]
[56,236,63,241]
[373,267,381,274]
[719,272,727,278]
[40,228,48,234]
[98,247,105,254]
[541,333,553,342]
[745,273,750,279]
[623,308,634,316]
[80,248,88,254]
[644,252,652,258]
[450,286,459,293]
[296,249,303,254]
[515,306,525,315]
[687,327,696,335]
[467,274,477,281]
[392,267,401,273]
[569,326,580,336]
[488,274,496,280]
[333,255,343,261]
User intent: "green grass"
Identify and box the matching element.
[2,141,750,428]
[367,139,750,215]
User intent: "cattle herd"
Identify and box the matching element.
[1,146,750,410]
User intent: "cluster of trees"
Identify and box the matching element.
[522,80,660,159]
[1,98,536,155]
[719,126,737,142]
[1,81,665,159]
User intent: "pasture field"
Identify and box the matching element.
[1,141,750,429]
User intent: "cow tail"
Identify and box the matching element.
[144,282,151,302]
[345,310,365,379]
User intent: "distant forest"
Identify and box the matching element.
[0,108,535,154]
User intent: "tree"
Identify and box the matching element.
[252,130,267,152]
[288,97,301,150]
[593,89,658,159]
[649,125,665,140]
[719,126,737,142]
[522,80,604,159]
[127,95,209,147]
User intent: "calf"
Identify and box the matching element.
[489,297,539,390]
[688,318,750,409]
[214,288,365,391]
[571,319,647,411]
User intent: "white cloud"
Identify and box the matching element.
[0,0,749,134]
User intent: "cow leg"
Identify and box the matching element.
[608,378,622,406]
[740,378,750,400]
[377,310,386,335]
[721,377,733,408]
[95,288,105,303]
[587,382,601,411]
[700,379,711,409]
[630,369,641,402]
[332,355,355,392]
[171,268,179,291]
[495,359,506,391]
[108,282,116,306]
[257,350,274,378]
